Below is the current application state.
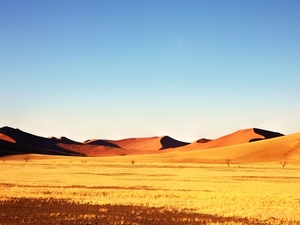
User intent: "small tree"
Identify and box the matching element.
[24,157,29,163]
[225,159,231,167]
[280,161,287,168]
[131,160,135,166]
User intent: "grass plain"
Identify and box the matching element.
[1,155,300,224]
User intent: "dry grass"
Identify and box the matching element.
[1,155,300,224]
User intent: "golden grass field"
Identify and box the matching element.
[1,154,300,224]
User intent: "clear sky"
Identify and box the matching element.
[1,0,299,142]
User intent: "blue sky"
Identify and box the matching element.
[1,1,299,142]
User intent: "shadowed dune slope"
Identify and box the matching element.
[160,136,189,149]
[0,139,83,157]
[0,126,84,156]
[175,128,284,151]
[250,128,284,142]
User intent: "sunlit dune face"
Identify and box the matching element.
[0,133,16,143]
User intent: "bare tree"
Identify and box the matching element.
[280,161,287,168]
[24,157,29,163]
[225,159,231,167]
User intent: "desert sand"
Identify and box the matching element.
[1,126,300,224]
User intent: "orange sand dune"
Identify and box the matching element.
[43,136,189,156]
[57,142,158,157]
[130,132,300,164]
[1,126,297,164]
[0,133,16,143]
[103,136,189,151]
[174,128,283,151]
[55,143,123,157]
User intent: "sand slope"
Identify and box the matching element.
[0,126,299,164]
[103,136,189,151]
[57,136,189,156]
[129,132,300,164]
[0,133,16,143]
[0,127,84,156]
[174,128,283,151]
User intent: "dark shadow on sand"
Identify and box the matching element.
[160,136,189,150]
[249,128,284,142]
[0,126,85,157]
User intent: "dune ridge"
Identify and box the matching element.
[173,128,284,151]
[0,126,299,164]
[0,126,84,157]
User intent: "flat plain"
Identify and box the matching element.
[1,155,300,225]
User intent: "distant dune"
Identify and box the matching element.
[103,136,189,151]
[0,126,299,164]
[0,126,84,157]
[153,132,300,164]
[173,128,284,151]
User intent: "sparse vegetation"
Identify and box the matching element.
[0,158,300,224]
[131,160,135,165]
[24,157,29,163]
[225,159,231,167]
[280,161,288,168]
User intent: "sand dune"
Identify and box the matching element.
[0,126,299,164]
[103,136,189,151]
[169,132,300,163]
[96,132,300,164]
[64,136,189,156]
[0,126,84,157]
[174,128,283,151]
[0,127,188,157]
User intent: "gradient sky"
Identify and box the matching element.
[1,1,299,142]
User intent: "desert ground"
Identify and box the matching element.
[1,127,300,224]
[1,154,300,225]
